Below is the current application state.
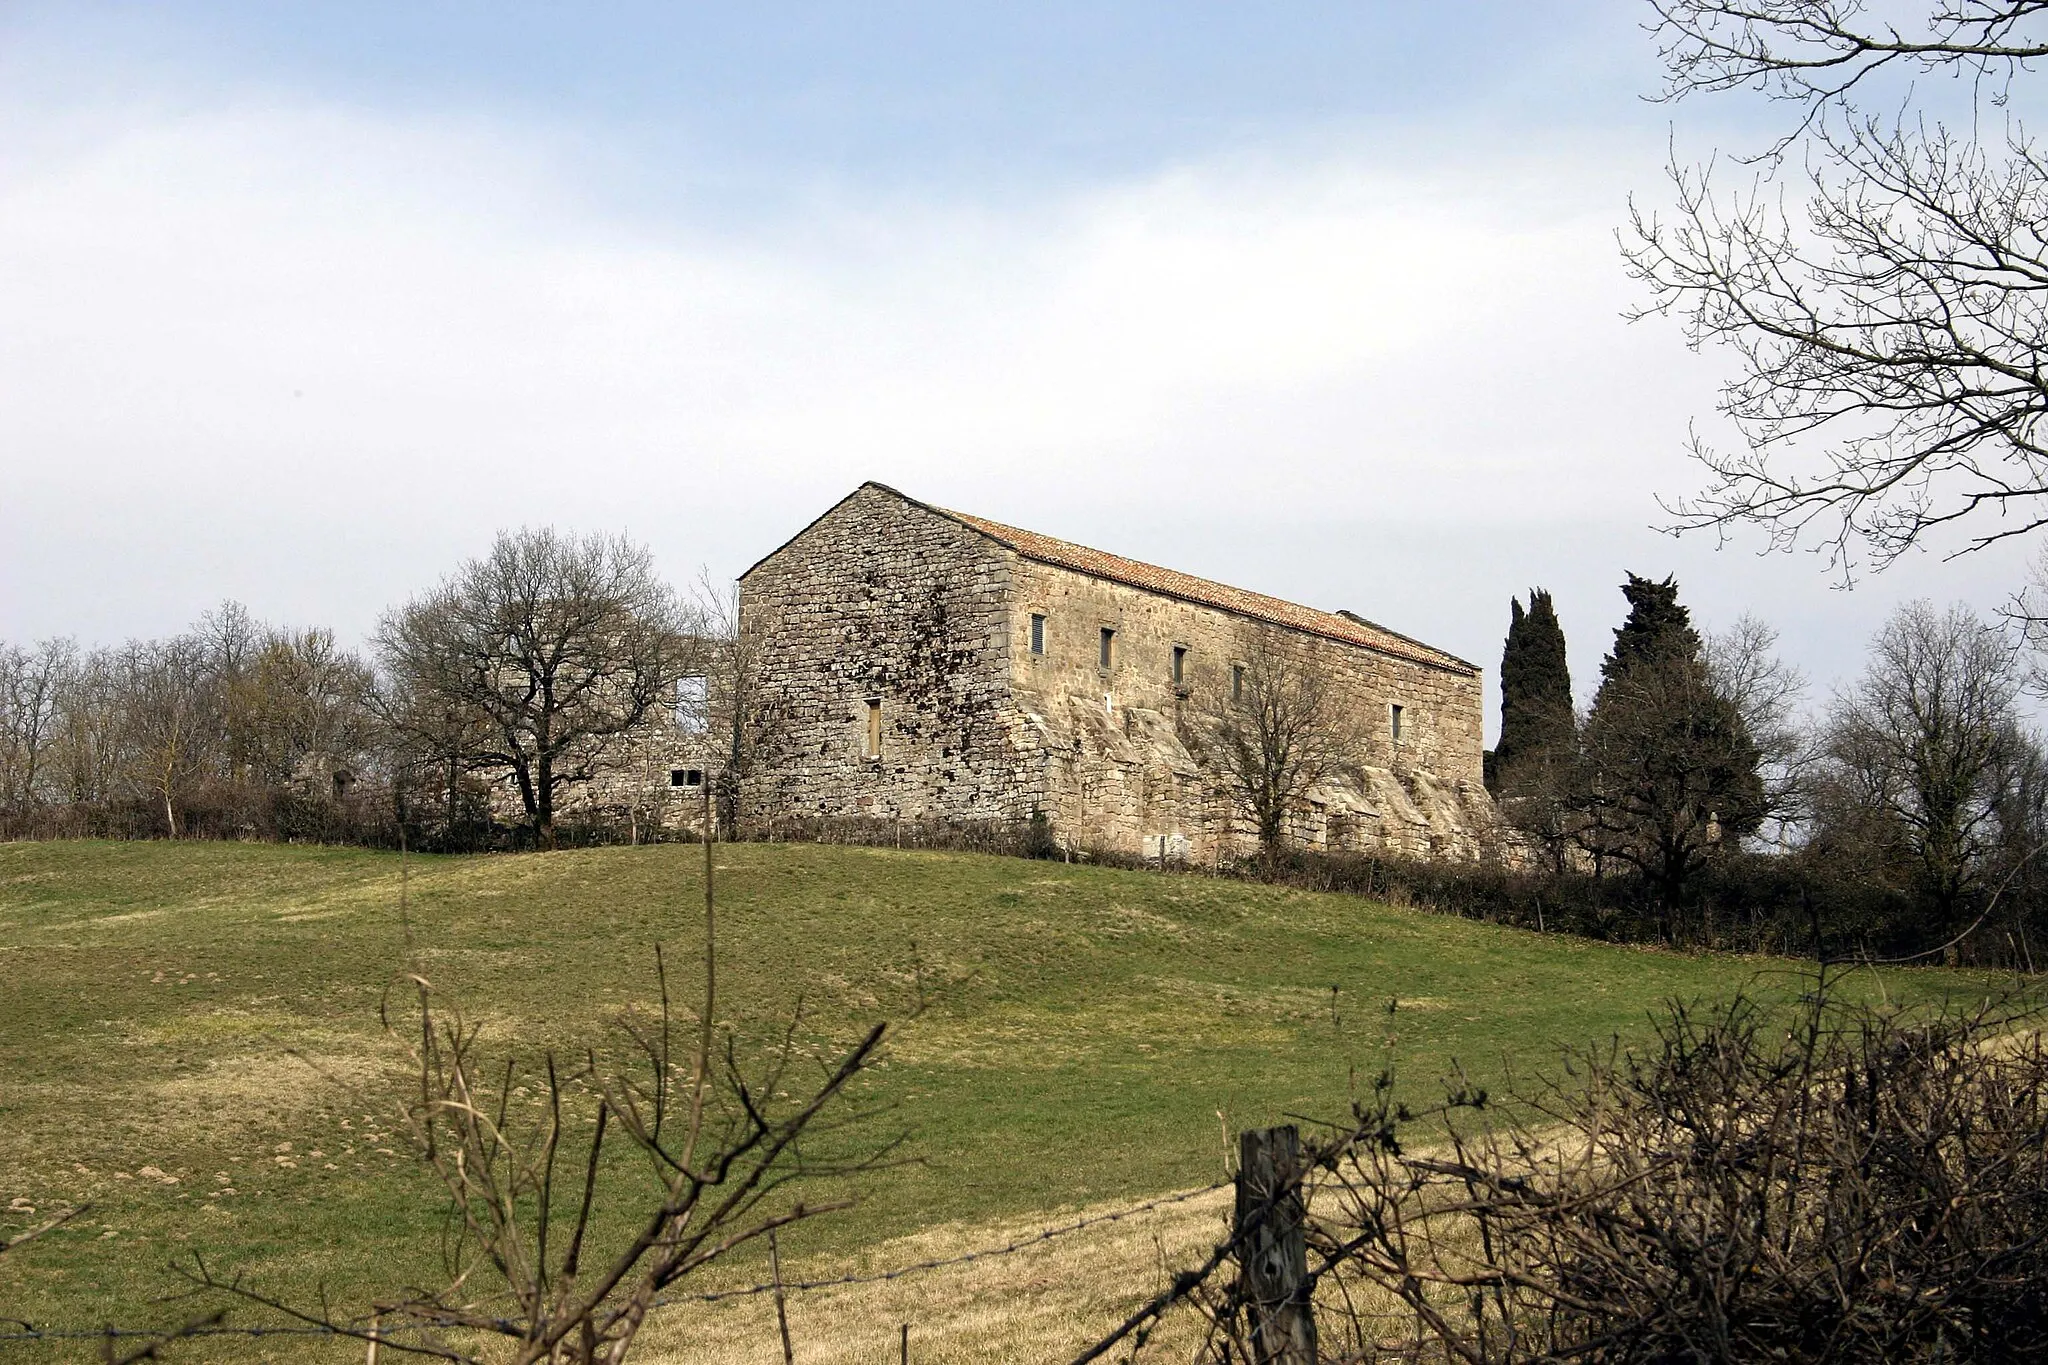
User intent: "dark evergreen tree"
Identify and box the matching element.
[1573,573,1765,936]
[1497,588,1572,774]
[1495,589,1577,868]
[1598,574,1700,694]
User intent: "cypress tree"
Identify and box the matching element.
[1598,573,1700,694]
[1497,587,1572,774]
[1577,572,1765,933]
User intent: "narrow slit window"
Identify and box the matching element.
[1030,613,1046,655]
[1171,645,1186,685]
[1099,627,1116,670]
[1390,703,1404,743]
[1231,664,1245,701]
[865,698,883,758]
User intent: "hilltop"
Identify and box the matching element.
[0,841,1990,1348]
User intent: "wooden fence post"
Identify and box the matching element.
[1235,1125,1317,1365]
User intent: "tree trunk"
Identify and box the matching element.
[1259,803,1286,879]
[1656,865,1678,942]
[536,752,555,851]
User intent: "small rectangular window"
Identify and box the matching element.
[669,768,703,788]
[1030,613,1045,655]
[1231,664,1245,701]
[1390,703,1404,742]
[1171,645,1186,685]
[1099,627,1115,670]
[865,698,883,758]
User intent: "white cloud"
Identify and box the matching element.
[2,93,2025,729]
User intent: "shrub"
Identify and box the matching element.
[1249,985,2048,1362]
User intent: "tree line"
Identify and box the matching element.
[7,521,2045,964]
[0,529,731,850]
[1486,575,2047,964]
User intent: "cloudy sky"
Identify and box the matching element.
[2,1,2033,736]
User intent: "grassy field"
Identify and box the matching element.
[0,840,2005,1360]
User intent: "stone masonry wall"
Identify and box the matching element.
[1005,556,1493,862]
[738,485,1021,822]
[485,709,718,839]
[729,483,1494,862]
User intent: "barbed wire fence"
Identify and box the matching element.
[0,1178,1235,1353]
[662,1177,1230,1306]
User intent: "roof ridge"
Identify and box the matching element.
[740,482,1476,676]
[940,505,1475,675]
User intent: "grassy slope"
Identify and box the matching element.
[0,840,1997,1348]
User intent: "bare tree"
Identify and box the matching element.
[194,984,892,1363]
[1820,600,2027,939]
[1192,628,1365,872]
[691,571,784,838]
[2,608,388,842]
[2015,541,2048,666]
[196,601,260,793]
[49,647,130,813]
[1703,613,1811,844]
[376,529,699,850]
[379,679,499,851]
[0,637,74,821]
[118,636,219,838]
[238,627,377,792]
[1630,1,2048,573]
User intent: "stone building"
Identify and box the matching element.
[736,482,1495,861]
[482,693,721,842]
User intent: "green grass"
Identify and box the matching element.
[0,840,2006,1350]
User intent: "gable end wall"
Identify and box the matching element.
[739,485,1024,822]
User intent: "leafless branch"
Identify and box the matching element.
[1632,2,2048,574]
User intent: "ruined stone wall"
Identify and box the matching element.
[485,711,718,839]
[737,486,1022,823]
[1005,557,1493,861]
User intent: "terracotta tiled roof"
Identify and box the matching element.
[939,505,1476,675]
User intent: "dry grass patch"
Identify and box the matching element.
[630,1171,1467,1364]
[1084,901,1201,941]
[152,1048,389,1117]
[636,1184,1233,1365]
